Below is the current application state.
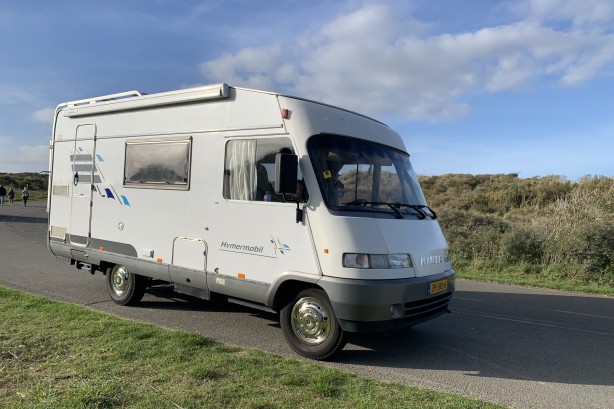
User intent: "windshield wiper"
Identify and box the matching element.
[343,200,404,219]
[343,200,437,220]
[394,203,437,220]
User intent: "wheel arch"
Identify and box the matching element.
[267,273,323,310]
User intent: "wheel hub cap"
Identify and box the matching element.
[290,297,330,345]
[111,266,129,296]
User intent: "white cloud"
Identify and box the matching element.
[200,44,283,91]
[0,86,42,107]
[0,137,48,172]
[33,108,55,124]
[198,1,614,122]
[523,0,614,28]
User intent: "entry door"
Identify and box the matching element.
[170,237,208,290]
[69,124,96,246]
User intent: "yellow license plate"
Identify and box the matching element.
[429,279,448,294]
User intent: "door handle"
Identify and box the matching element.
[73,172,79,186]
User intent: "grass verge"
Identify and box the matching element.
[0,286,502,409]
[455,268,614,296]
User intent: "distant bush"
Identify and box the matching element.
[0,172,48,192]
[0,172,49,201]
[437,209,509,260]
[500,227,543,264]
[421,174,614,285]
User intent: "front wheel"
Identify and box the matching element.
[106,265,146,306]
[280,288,346,360]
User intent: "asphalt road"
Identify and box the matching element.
[1,202,613,408]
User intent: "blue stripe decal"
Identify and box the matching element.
[96,154,104,162]
[121,195,130,206]
[104,188,115,199]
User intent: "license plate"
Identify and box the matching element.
[429,279,448,294]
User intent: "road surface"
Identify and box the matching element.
[1,203,613,408]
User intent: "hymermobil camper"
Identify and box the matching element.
[47,84,454,360]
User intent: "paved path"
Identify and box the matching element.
[1,203,613,408]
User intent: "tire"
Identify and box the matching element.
[106,265,146,306]
[280,288,347,360]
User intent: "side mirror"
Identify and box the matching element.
[274,153,298,194]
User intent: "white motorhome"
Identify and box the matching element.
[47,84,454,359]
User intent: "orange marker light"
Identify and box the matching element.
[324,248,329,254]
[238,273,245,279]
[156,258,163,263]
[99,247,105,251]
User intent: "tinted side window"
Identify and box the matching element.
[124,139,191,189]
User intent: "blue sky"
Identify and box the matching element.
[1,0,613,179]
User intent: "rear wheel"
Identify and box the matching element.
[106,265,146,306]
[280,288,346,360]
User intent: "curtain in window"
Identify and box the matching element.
[226,140,257,200]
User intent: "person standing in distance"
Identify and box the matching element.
[22,186,29,206]
[0,184,5,206]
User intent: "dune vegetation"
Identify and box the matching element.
[419,174,614,292]
[0,172,48,201]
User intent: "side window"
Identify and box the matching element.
[124,139,191,190]
[223,137,307,202]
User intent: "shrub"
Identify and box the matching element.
[424,174,614,285]
[499,228,543,264]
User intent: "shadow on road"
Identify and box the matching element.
[137,281,614,387]
[142,284,278,321]
[335,290,614,387]
[0,214,47,224]
[0,202,47,224]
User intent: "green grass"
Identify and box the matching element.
[455,264,614,295]
[0,286,503,409]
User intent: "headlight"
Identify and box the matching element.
[343,253,413,269]
[388,253,412,268]
[343,253,370,268]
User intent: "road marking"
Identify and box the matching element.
[552,309,614,320]
[454,309,613,336]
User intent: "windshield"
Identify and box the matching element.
[308,134,430,219]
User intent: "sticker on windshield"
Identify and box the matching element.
[323,170,332,179]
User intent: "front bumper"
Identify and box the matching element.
[317,269,455,333]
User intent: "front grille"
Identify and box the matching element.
[403,291,453,323]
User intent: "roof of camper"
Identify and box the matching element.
[58,83,386,125]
